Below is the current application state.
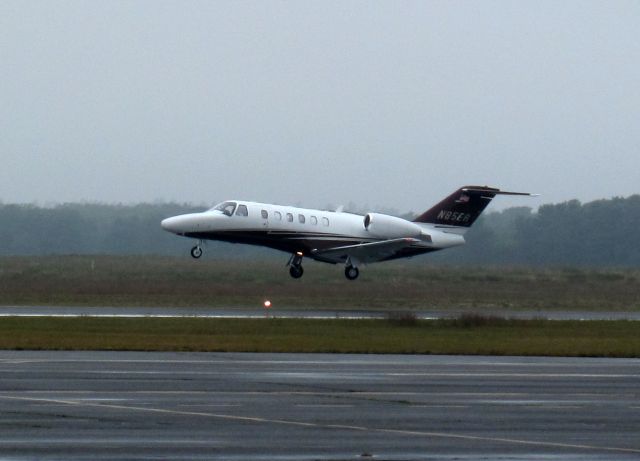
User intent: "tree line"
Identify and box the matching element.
[0,195,638,266]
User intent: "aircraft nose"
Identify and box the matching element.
[161,216,183,234]
[161,213,208,235]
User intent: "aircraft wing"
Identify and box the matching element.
[311,238,424,265]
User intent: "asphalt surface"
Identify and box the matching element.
[1,305,640,320]
[0,352,638,460]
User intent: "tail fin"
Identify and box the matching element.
[414,186,535,230]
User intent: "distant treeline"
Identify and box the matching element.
[437,196,640,266]
[0,196,639,266]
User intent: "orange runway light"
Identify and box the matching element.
[263,300,272,308]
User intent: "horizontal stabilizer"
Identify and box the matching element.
[461,187,539,197]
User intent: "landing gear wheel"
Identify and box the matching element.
[345,265,359,280]
[289,265,304,279]
[190,245,203,259]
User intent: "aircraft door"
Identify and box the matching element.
[260,209,269,230]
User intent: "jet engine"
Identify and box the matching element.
[363,213,423,239]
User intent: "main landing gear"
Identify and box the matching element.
[344,265,359,280]
[285,252,360,280]
[190,241,203,259]
[287,252,304,279]
[289,264,304,279]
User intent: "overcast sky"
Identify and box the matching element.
[1,1,638,212]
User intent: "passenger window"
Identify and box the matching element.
[286,213,293,222]
[274,211,282,220]
[236,204,249,217]
[261,210,268,219]
[298,214,305,224]
[310,216,317,225]
[322,217,329,226]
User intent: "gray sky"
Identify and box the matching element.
[1,1,639,212]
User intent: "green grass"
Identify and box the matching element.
[1,256,639,311]
[1,316,639,357]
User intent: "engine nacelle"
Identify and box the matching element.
[363,213,422,239]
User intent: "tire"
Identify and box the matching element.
[190,246,203,259]
[345,265,359,280]
[289,265,304,279]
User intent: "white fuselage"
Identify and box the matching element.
[161,200,465,262]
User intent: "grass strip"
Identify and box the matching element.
[1,316,639,357]
[2,256,640,311]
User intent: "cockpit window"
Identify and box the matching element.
[236,204,248,217]
[211,201,237,216]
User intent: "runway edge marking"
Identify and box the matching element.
[1,394,639,455]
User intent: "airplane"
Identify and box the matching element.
[161,186,535,280]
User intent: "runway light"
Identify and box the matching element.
[263,300,272,308]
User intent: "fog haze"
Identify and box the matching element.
[1,1,639,212]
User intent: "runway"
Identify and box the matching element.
[1,305,640,320]
[0,352,638,460]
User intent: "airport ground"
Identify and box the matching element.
[1,256,639,459]
[1,256,639,357]
[0,351,638,460]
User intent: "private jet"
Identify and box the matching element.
[161,186,535,280]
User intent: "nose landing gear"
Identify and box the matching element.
[190,242,203,259]
[287,252,304,279]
